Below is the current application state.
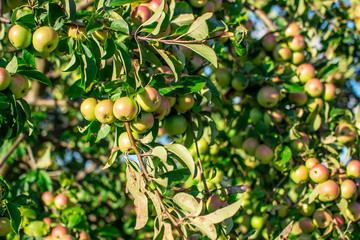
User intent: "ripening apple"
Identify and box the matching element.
[297,63,315,83]
[341,179,357,199]
[255,144,274,164]
[262,34,277,51]
[178,45,192,58]
[189,56,204,72]
[257,87,279,108]
[43,217,52,226]
[6,0,27,9]
[95,100,115,124]
[79,231,91,240]
[307,98,324,112]
[137,86,161,112]
[304,78,324,98]
[289,34,305,51]
[335,123,357,145]
[249,108,262,124]
[273,44,292,62]
[8,25,32,49]
[290,165,309,184]
[0,68,11,91]
[289,92,308,106]
[130,112,154,134]
[299,217,315,233]
[290,139,306,152]
[197,138,209,154]
[118,132,133,153]
[292,52,305,65]
[284,22,301,37]
[155,65,173,75]
[242,138,259,156]
[299,202,315,216]
[166,96,176,107]
[154,96,171,120]
[250,216,265,229]
[346,202,360,222]
[323,83,336,101]
[163,115,188,135]
[61,235,74,240]
[0,217,11,236]
[318,179,340,202]
[80,98,97,121]
[206,195,222,212]
[9,74,29,99]
[202,2,215,13]
[147,0,168,12]
[68,26,86,42]
[113,97,138,121]
[189,0,208,8]
[41,191,54,206]
[305,157,319,169]
[347,160,360,178]
[210,0,222,11]
[334,213,344,227]
[15,6,32,19]
[231,77,249,91]
[175,94,194,113]
[32,26,59,54]
[131,5,152,26]
[54,193,69,209]
[313,209,332,228]
[309,164,329,183]
[51,226,69,239]
[215,68,231,87]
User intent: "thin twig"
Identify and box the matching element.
[185,112,210,196]
[0,16,10,24]
[0,134,25,167]
[243,2,276,31]
[25,139,37,170]
[272,175,288,192]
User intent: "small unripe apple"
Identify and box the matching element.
[163,115,188,135]
[178,45,192,58]
[305,78,324,98]
[8,25,32,49]
[277,204,288,218]
[51,226,69,239]
[347,160,360,179]
[165,96,176,107]
[285,22,301,37]
[335,123,357,145]
[299,202,315,216]
[305,158,319,169]
[257,87,279,108]
[118,132,133,153]
[32,26,59,54]
[68,26,86,42]
[249,108,262,124]
[79,231,91,240]
[309,164,329,183]
[290,139,306,152]
[318,179,340,202]
[262,34,277,51]
[341,179,357,199]
[334,213,344,226]
[323,83,336,101]
[0,68,12,91]
[131,5,152,26]
[299,217,315,233]
[290,165,309,184]
[307,98,324,112]
[297,63,315,83]
[95,99,115,124]
[273,44,292,62]
[202,1,215,13]
[130,112,154,134]
[346,202,360,222]
[289,92,308,106]
[154,96,171,120]
[231,77,249,91]
[215,68,231,87]
[189,56,204,72]
[242,138,259,156]
[0,217,11,236]
[189,0,208,8]
[43,217,52,226]
[255,144,274,164]
[137,86,162,112]
[9,73,29,99]
[41,191,54,206]
[54,193,69,209]
[250,216,265,229]
[313,209,332,228]
[174,94,194,113]
[113,97,138,121]
[80,98,97,121]
[289,34,305,51]
[206,195,222,212]
[292,51,305,65]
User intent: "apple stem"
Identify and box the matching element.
[124,122,186,239]
[186,112,211,196]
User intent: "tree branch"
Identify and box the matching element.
[25,139,37,170]
[243,3,276,31]
[0,134,25,168]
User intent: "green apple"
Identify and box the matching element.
[68,25,86,42]
[0,218,11,236]
[215,68,231,87]
[9,73,29,99]
[189,0,208,8]
[154,96,171,120]
[305,157,319,169]
[255,144,274,164]
[163,115,187,135]
[257,87,279,108]
[8,25,32,49]
[292,52,305,65]
[231,77,249,91]
[130,112,154,134]
[290,165,309,184]
[175,94,194,113]
[250,215,265,229]
[289,34,305,51]
[299,202,315,216]
[346,202,360,222]
[242,138,259,156]
[306,98,324,112]
[94,99,115,124]
[137,86,161,112]
[323,83,336,101]
[273,43,292,62]
[289,92,308,106]
[118,132,133,153]
[0,68,11,91]
[32,26,59,54]
[80,98,97,121]
[249,108,262,124]
[113,97,138,121]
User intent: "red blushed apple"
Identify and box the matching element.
[313,209,332,228]
[290,165,309,184]
[347,202,360,221]
[189,56,204,72]
[131,5,152,26]
[299,217,315,233]
[54,193,69,210]
[335,123,357,145]
[334,213,344,226]
[9,73,29,99]
[273,44,292,62]
[95,99,115,124]
[305,157,319,169]
[202,1,215,13]
[154,96,171,120]
[289,92,308,106]
[309,164,329,183]
[43,217,52,226]
[262,33,277,51]
[305,78,324,98]
[206,195,222,212]
[292,52,305,65]
[242,138,259,156]
[318,180,340,202]
[51,226,69,239]
[41,191,54,206]
[137,86,162,112]
[113,97,139,121]
[297,63,315,83]
[289,34,305,51]
[79,231,91,240]
[347,160,360,178]
[323,83,336,101]
[256,87,279,108]
[255,144,274,164]
[147,0,168,12]
[285,22,301,37]
[341,179,356,199]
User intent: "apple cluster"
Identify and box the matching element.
[0,67,29,99]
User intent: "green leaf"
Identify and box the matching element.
[180,12,212,40]
[275,221,293,240]
[189,216,217,240]
[203,198,243,224]
[154,48,182,82]
[134,192,148,230]
[17,70,52,87]
[106,0,137,7]
[37,143,52,169]
[63,54,80,72]
[116,43,132,76]
[151,146,168,163]
[62,0,76,21]
[6,56,18,74]
[24,221,49,237]
[0,175,9,200]
[110,18,130,34]
[173,43,217,68]
[165,143,195,178]
[173,192,203,216]
[0,93,10,109]
[96,124,111,143]
[6,202,21,235]
[139,0,165,28]
[37,170,53,193]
